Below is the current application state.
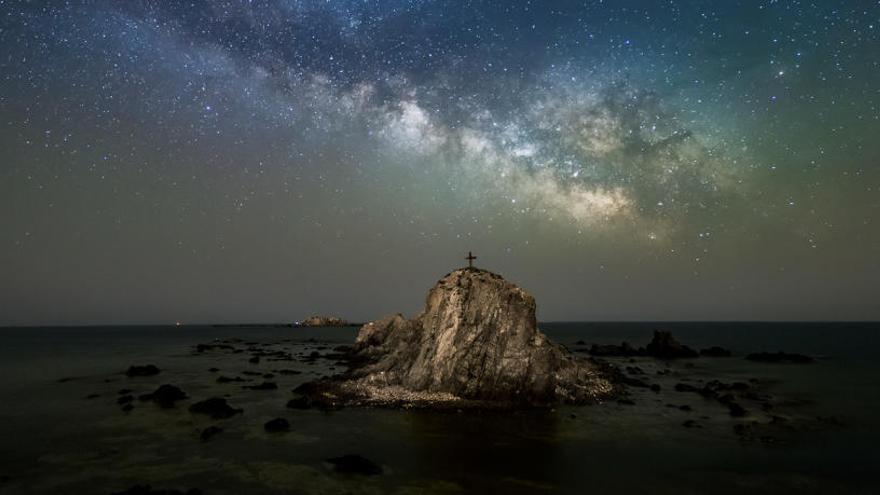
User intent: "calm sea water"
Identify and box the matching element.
[0,322,877,494]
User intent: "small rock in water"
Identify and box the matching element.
[189,398,243,419]
[682,420,698,428]
[286,397,311,410]
[196,343,234,353]
[263,418,290,433]
[207,368,220,373]
[722,400,748,417]
[142,384,188,408]
[117,395,134,405]
[125,365,161,377]
[248,356,260,364]
[216,376,245,383]
[276,369,302,375]
[199,426,223,442]
[325,454,382,476]
[121,404,134,413]
[243,382,277,390]
[733,423,754,438]
[118,388,133,395]
[85,393,101,399]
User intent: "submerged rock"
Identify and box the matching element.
[195,343,234,353]
[325,454,382,476]
[125,365,160,377]
[286,396,312,410]
[243,381,277,390]
[140,384,188,408]
[216,376,246,383]
[263,418,290,432]
[199,425,223,442]
[299,268,613,407]
[188,398,243,419]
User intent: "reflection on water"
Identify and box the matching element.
[0,323,877,494]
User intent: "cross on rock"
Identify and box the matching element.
[465,251,477,268]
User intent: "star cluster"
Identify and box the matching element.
[2,1,878,324]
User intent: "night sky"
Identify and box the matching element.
[2,1,878,325]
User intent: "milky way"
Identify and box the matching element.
[2,1,878,324]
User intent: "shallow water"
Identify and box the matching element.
[0,323,877,494]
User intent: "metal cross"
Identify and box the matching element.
[466,251,477,268]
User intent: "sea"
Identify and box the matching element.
[0,322,877,494]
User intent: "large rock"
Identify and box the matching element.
[303,268,613,407]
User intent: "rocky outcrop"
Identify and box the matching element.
[300,315,349,327]
[299,268,613,407]
[645,331,699,359]
[587,331,701,359]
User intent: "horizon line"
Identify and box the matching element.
[1,319,879,329]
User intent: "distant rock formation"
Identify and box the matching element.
[645,331,699,359]
[589,330,700,359]
[298,267,614,408]
[300,315,349,327]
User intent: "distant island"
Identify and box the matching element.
[298,315,351,327]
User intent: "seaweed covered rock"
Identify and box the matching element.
[305,268,613,407]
